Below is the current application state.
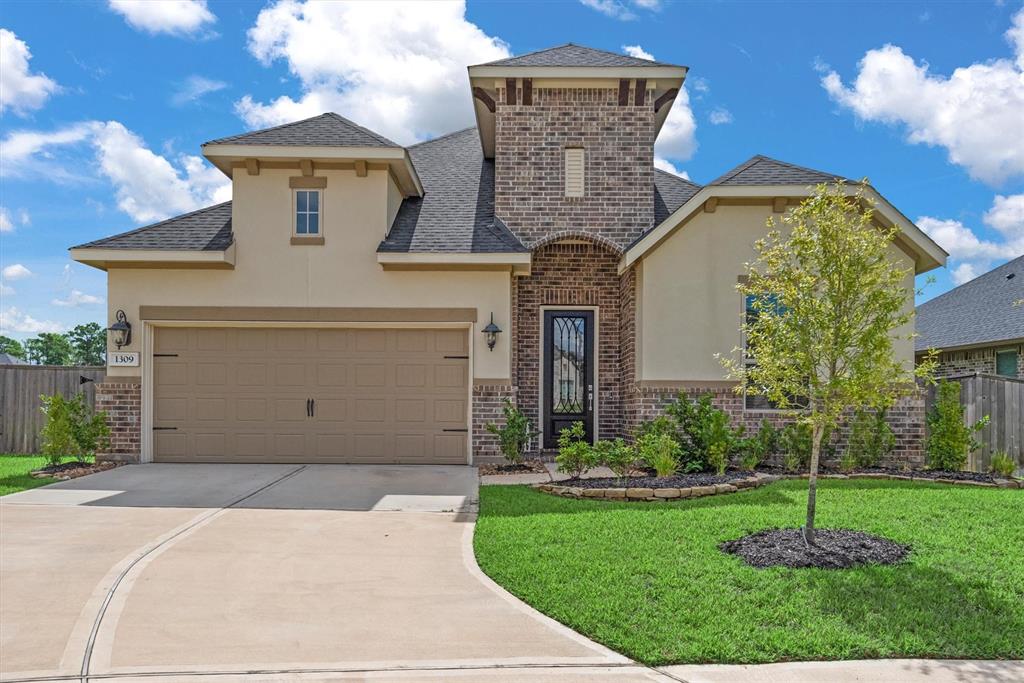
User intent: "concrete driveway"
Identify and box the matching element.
[1,464,655,683]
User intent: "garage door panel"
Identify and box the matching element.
[153,327,469,464]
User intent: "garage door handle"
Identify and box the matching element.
[442,428,468,432]
[311,398,315,417]
[306,398,312,417]
[153,427,177,431]
[443,355,469,359]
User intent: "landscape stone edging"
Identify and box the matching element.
[533,471,1021,501]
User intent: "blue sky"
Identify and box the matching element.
[1,0,1022,340]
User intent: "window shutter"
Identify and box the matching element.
[564,148,585,198]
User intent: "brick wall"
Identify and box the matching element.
[513,242,624,449]
[473,383,517,463]
[95,380,141,463]
[494,84,655,249]
[928,344,1024,379]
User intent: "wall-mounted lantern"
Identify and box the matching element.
[108,309,132,349]
[481,313,502,351]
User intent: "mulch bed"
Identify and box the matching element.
[559,472,743,489]
[478,459,548,476]
[30,461,119,480]
[720,528,911,569]
[853,467,1003,483]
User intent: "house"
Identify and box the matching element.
[70,44,946,466]
[916,254,1024,379]
[0,353,27,365]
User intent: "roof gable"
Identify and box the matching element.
[709,155,848,186]
[204,113,399,148]
[476,43,679,68]
[916,254,1024,351]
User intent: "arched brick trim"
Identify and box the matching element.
[528,230,624,255]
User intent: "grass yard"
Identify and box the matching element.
[0,454,55,496]
[474,480,1024,665]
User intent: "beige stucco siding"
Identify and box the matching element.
[638,205,917,382]
[105,167,512,379]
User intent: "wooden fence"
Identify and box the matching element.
[0,364,106,454]
[924,373,1024,473]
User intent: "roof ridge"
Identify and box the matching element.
[654,167,702,189]
[322,112,400,147]
[72,201,232,249]
[709,156,763,185]
[204,114,334,146]
[753,154,849,182]
[407,127,477,149]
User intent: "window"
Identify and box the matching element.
[743,293,806,410]
[294,189,320,235]
[996,348,1019,378]
[564,147,584,198]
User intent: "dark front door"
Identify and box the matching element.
[543,310,595,448]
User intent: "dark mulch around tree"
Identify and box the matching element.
[720,528,911,569]
[560,472,746,489]
[855,467,1003,483]
[478,459,548,476]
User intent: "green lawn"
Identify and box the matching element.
[0,454,56,496]
[474,480,1024,665]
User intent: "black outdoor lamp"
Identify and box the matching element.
[108,309,132,349]
[482,313,502,351]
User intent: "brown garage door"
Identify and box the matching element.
[152,327,469,464]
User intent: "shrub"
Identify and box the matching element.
[926,381,988,471]
[39,392,110,468]
[698,408,737,475]
[555,421,597,479]
[779,421,835,472]
[485,399,538,465]
[990,452,1016,478]
[637,393,744,473]
[594,438,636,482]
[637,431,681,477]
[845,407,896,469]
[739,420,778,472]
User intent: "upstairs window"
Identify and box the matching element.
[564,147,585,198]
[295,189,321,235]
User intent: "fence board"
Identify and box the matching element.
[0,365,106,454]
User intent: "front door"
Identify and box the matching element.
[543,310,595,448]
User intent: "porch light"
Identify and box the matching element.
[108,310,132,349]
[482,313,502,351]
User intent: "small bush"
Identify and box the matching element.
[699,408,737,475]
[485,399,539,465]
[637,431,681,477]
[846,407,895,469]
[926,381,988,471]
[637,393,744,473]
[594,438,636,482]
[555,421,597,479]
[779,421,834,472]
[739,420,778,472]
[39,392,110,468]
[990,452,1016,478]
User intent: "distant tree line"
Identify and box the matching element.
[0,323,106,366]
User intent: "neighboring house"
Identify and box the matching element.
[916,254,1024,379]
[70,44,946,466]
[0,353,27,365]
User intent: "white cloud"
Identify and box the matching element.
[708,107,733,125]
[237,1,509,145]
[918,217,1014,261]
[623,44,654,61]
[0,307,64,335]
[822,7,1024,185]
[51,289,104,307]
[690,77,709,93]
[655,85,698,162]
[950,263,978,286]
[984,193,1024,238]
[0,29,60,116]
[0,208,11,233]
[0,282,12,297]
[108,0,216,37]
[1,120,230,223]
[171,75,226,106]
[580,0,636,20]
[2,264,32,281]
[653,157,690,179]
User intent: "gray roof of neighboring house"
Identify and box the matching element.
[72,202,233,251]
[915,254,1024,352]
[654,170,702,224]
[0,353,26,365]
[477,43,680,68]
[204,112,399,148]
[709,155,848,186]
[378,128,526,254]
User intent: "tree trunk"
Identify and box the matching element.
[803,423,825,546]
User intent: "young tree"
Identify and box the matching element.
[722,181,934,545]
[67,322,106,366]
[0,335,26,360]
[25,332,74,365]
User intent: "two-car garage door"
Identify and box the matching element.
[152,327,469,464]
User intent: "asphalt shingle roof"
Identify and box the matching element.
[379,128,526,254]
[204,113,399,148]
[654,169,702,224]
[709,155,848,186]
[72,202,234,251]
[915,254,1024,351]
[477,43,680,68]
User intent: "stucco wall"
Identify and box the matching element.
[638,204,918,382]
[104,167,512,380]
